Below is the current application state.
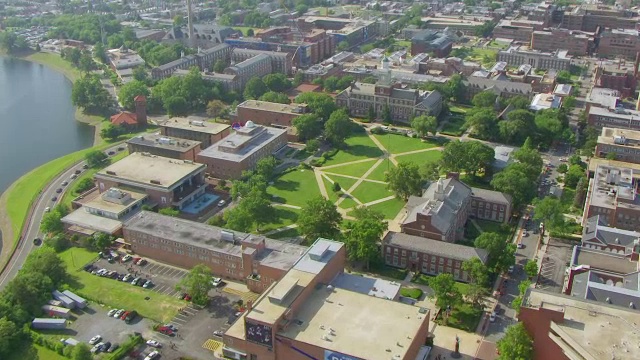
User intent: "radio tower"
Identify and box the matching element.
[186,0,195,49]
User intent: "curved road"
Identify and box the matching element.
[0,145,123,290]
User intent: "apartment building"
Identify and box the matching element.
[585,87,620,112]
[463,76,534,100]
[583,164,640,231]
[151,43,232,80]
[596,127,640,163]
[224,53,272,89]
[222,239,432,360]
[158,117,231,148]
[123,211,308,293]
[593,63,638,98]
[231,48,293,76]
[598,29,640,60]
[420,16,489,35]
[233,100,308,128]
[530,29,592,56]
[493,19,544,43]
[196,122,287,180]
[383,232,489,282]
[94,153,207,210]
[498,45,571,71]
[126,134,202,162]
[410,30,454,57]
[588,106,640,131]
[297,16,378,47]
[419,57,482,77]
[401,176,512,242]
[561,4,640,32]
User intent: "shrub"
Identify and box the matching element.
[310,158,325,167]
[208,214,226,226]
[370,126,386,135]
[400,287,423,299]
[74,178,95,194]
[298,162,312,170]
[332,182,341,192]
[104,334,143,360]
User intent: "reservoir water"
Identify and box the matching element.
[0,56,94,196]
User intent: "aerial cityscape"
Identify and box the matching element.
[1,0,640,359]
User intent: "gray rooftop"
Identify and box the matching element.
[589,106,640,120]
[471,187,512,205]
[293,238,343,275]
[586,87,620,109]
[572,246,639,274]
[583,215,640,250]
[588,164,639,211]
[331,272,401,300]
[127,134,201,152]
[464,77,533,95]
[571,270,640,311]
[384,231,489,263]
[197,124,286,163]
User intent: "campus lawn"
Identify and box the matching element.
[323,159,377,178]
[412,274,470,295]
[351,181,394,205]
[440,302,483,332]
[400,287,424,299]
[373,133,439,154]
[269,227,300,240]
[366,197,405,220]
[394,40,412,48]
[268,169,321,207]
[476,219,509,235]
[326,174,358,194]
[322,133,383,166]
[59,247,183,323]
[449,105,472,114]
[395,150,443,166]
[338,196,359,210]
[367,263,408,281]
[366,159,395,181]
[25,52,82,82]
[8,342,65,360]
[257,206,300,234]
[440,116,467,137]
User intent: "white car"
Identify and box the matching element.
[122,254,132,262]
[144,351,160,360]
[89,335,102,345]
[91,342,104,353]
[211,277,222,287]
[507,265,515,274]
[217,199,226,207]
[489,312,497,322]
[517,242,524,249]
[213,330,224,337]
[107,309,117,317]
[44,207,51,213]
[146,339,162,348]
[114,309,125,318]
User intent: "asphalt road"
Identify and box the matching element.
[0,145,122,290]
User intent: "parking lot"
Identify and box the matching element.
[537,238,574,293]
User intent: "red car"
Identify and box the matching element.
[157,326,174,336]
[183,294,192,301]
[120,311,130,320]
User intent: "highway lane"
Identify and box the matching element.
[0,145,123,290]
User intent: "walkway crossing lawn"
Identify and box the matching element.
[59,248,182,323]
[322,133,383,166]
[361,197,405,220]
[324,159,376,178]
[269,227,300,240]
[325,175,358,195]
[268,169,320,207]
[258,206,300,233]
[367,159,395,181]
[351,181,394,204]
[440,116,467,137]
[373,133,439,154]
[322,176,340,203]
[395,150,443,165]
[338,196,359,210]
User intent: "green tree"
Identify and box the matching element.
[337,40,350,51]
[298,197,342,242]
[78,51,95,73]
[85,150,108,168]
[306,139,320,153]
[462,257,490,306]
[21,246,67,286]
[508,95,531,110]
[100,123,124,141]
[71,74,114,115]
[72,343,93,360]
[323,76,339,92]
[293,113,323,141]
[173,15,185,27]
[465,108,498,140]
[39,205,69,235]
[472,91,497,108]
[429,273,462,310]
[132,66,148,82]
[385,162,424,201]
[557,163,568,173]
[411,115,438,137]
[556,70,572,84]
[244,76,268,99]
[491,166,535,209]
[441,140,494,176]
[496,323,534,360]
[533,196,564,230]
[447,74,466,102]
[206,99,226,119]
[293,71,304,87]
[263,73,292,92]
[165,96,189,117]
[224,206,253,232]
[46,233,71,253]
[336,75,354,91]
[343,207,388,270]
[420,161,441,181]
[246,28,255,37]
[213,59,227,73]
[501,109,535,145]
[259,91,291,104]
[0,317,20,357]
[255,156,278,179]
[474,232,516,273]
[564,165,585,188]
[295,92,337,119]
[3,272,54,315]
[563,95,576,109]
[524,260,538,279]
[324,109,352,145]
[92,232,113,250]
[574,176,587,209]
[159,208,180,217]
[176,264,213,306]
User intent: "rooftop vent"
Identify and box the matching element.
[221,230,234,242]
[189,120,205,127]
[106,171,117,175]
[150,179,161,185]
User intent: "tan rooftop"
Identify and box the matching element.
[598,127,640,146]
[96,153,205,189]
[525,289,640,360]
[84,188,147,214]
[278,286,429,360]
[589,157,640,177]
[238,100,307,115]
[159,117,230,135]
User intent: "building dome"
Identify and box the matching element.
[245,120,256,128]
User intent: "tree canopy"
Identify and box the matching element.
[474,232,516,273]
[343,207,388,269]
[441,140,495,176]
[429,273,463,309]
[298,197,342,241]
[411,115,438,137]
[72,74,114,115]
[385,162,424,201]
[118,80,150,111]
[496,323,534,360]
[176,264,214,306]
[324,109,352,146]
[293,113,323,141]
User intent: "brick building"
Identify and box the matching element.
[231,48,293,76]
[497,45,571,71]
[297,16,378,48]
[126,134,202,162]
[123,211,308,293]
[410,30,454,57]
[383,232,489,282]
[401,176,512,242]
[588,106,640,131]
[596,127,640,163]
[196,122,287,180]
[520,289,640,360]
[561,4,640,32]
[233,100,308,127]
[94,153,207,210]
[151,43,232,80]
[493,19,544,43]
[530,29,592,56]
[593,63,638,99]
[419,57,482,77]
[463,77,534,101]
[222,239,432,360]
[583,164,640,231]
[598,29,640,60]
[224,53,273,89]
[158,117,230,148]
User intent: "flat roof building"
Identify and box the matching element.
[585,87,620,112]
[196,122,287,180]
[222,238,432,360]
[596,127,640,164]
[529,93,562,111]
[588,106,640,131]
[126,134,202,162]
[95,153,207,210]
[531,28,593,56]
[498,45,571,71]
[158,117,231,148]
[233,100,309,128]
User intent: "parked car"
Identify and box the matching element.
[114,309,124,318]
[117,146,124,151]
[125,310,138,324]
[217,199,226,207]
[70,174,77,180]
[74,169,81,174]
[44,207,50,212]
[183,294,192,301]
[51,196,57,202]
[507,265,515,274]
[120,311,130,320]
[164,324,178,332]
[213,330,224,337]
[107,309,117,317]
[83,264,96,272]
[61,181,68,186]
[122,254,132,262]
[211,277,222,287]
[122,274,132,282]
[102,342,112,352]
[108,151,115,155]
[131,277,141,286]
[90,342,103,353]
[142,280,154,288]
[144,350,160,360]
[135,258,147,266]
[517,242,524,249]
[106,343,119,353]
[157,326,174,336]
[489,312,496,322]
[89,335,102,345]
[82,164,88,169]
[146,339,161,348]
[55,188,62,193]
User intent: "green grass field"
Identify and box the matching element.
[324,159,376,178]
[373,133,439,154]
[326,175,358,193]
[366,159,394,182]
[269,227,300,240]
[60,248,183,323]
[323,133,383,166]
[449,105,472,114]
[258,206,300,234]
[366,197,405,220]
[8,342,65,360]
[268,169,321,207]
[25,52,82,82]
[395,150,442,166]
[338,196,359,210]
[351,181,394,204]
[440,116,467,137]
